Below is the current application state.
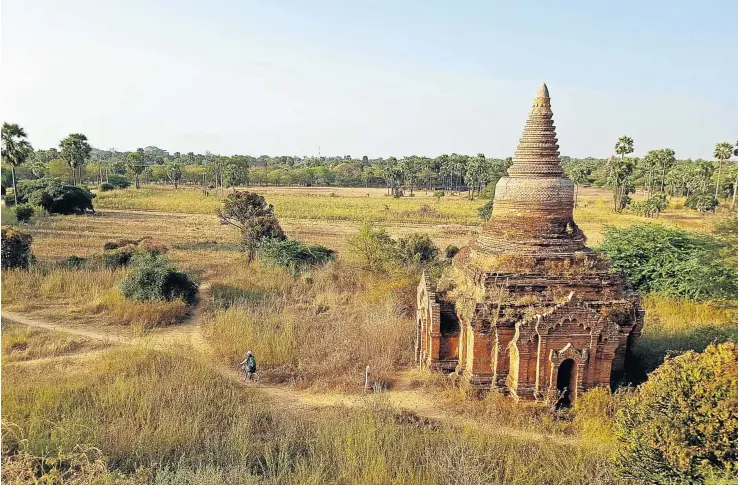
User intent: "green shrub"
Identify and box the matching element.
[13,178,95,215]
[99,182,114,192]
[445,245,460,259]
[433,190,445,200]
[685,193,718,213]
[601,224,738,300]
[348,225,440,271]
[259,239,335,271]
[613,342,738,484]
[118,253,199,304]
[106,174,131,189]
[103,239,139,251]
[478,200,494,221]
[14,204,34,223]
[1,226,33,270]
[64,255,89,268]
[629,194,667,217]
[101,248,135,268]
[397,233,439,264]
[347,224,398,272]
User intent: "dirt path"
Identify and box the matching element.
[2,303,575,446]
[2,311,130,345]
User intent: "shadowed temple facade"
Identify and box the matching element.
[416,83,644,405]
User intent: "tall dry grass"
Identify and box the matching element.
[1,348,617,484]
[205,261,416,390]
[628,295,738,382]
[1,265,189,329]
[1,322,104,362]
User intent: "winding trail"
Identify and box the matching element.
[2,285,576,446]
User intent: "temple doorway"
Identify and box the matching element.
[556,359,575,408]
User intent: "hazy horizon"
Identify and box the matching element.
[2,0,737,160]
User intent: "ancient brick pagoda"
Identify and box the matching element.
[416,83,644,405]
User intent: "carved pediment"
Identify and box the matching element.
[549,342,589,365]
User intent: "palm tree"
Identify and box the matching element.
[59,133,92,185]
[713,142,733,198]
[1,123,34,205]
[614,136,634,162]
[658,148,676,194]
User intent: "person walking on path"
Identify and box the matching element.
[240,350,257,382]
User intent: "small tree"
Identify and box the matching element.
[218,191,286,263]
[397,233,439,264]
[59,133,92,186]
[1,226,33,269]
[1,123,34,206]
[614,342,738,484]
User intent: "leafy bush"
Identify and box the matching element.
[118,254,199,304]
[445,245,460,259]
[601,224,738,300]
[12,178,95,215]
[64,255,89,268]
[101,248,135,268]
[397,233,439,264]
[103,239,139,251]
[347,225,440,272]
[100,238,167,269]
[347,225,398,272]
[1,226,33,270]
[478,200,494,221]
[613,342,738,484]
[629,194,667,217]
[14,204,34,223]
[433,190,445,200]
[685,193,718,213]
[106,174,131,189]
[259,239,335,271]
[99,182,114,192]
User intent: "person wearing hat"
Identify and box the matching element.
[240,350,257,382]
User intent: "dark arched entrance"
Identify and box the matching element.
[556,359,575,408]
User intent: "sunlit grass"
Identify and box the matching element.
[1,348,616,484]
[1,266,189,329]
[628,296,738,381]
[1,322,106,362]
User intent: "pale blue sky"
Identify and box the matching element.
[2,0,737,159]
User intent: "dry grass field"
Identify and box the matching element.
[2,184,736,484]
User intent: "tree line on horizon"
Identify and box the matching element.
[2,123,737,211]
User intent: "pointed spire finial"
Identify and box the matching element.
[537,82,549,99]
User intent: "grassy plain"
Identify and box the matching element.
[2,184,737,483]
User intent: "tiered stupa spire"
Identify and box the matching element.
[508,83,564,178]
[473,83,587,259]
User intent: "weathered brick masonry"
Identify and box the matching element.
[416,84,644,405]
